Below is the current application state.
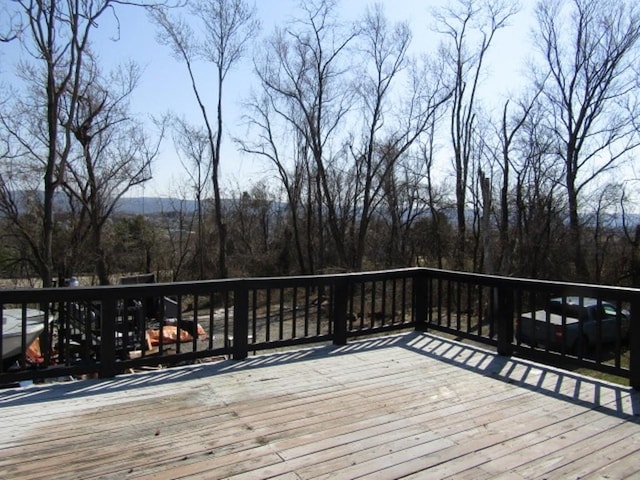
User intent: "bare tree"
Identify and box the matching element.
[586,184,622,283]
[344,4,412,269]
[0,5,22,43]
[0,0,162,286]
[244,0,356,270]
[244,1,450,271]
[171,117,212,279]
[621,190,640,286]
[534,0,640,279]
[482,91,542,274]
[511,105,566,278]
[345,5,450,270]
[418,124,452,269]
[378,147,436,268]
[151,0,258,278]
[61,60,162,284]
[158,188,198,281]
[434,0,518,270]
[238,90,310,273]
[225,183,283,276]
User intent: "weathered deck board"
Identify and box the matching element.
[1,332,639,479]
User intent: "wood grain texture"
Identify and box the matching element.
[1,332,639,479]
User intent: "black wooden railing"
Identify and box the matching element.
[421,268,640,389]
[1,268,640,389]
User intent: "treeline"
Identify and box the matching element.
[1,0,640,287]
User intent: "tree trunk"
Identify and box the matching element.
[566,156,589,280]
[479,168,494,274]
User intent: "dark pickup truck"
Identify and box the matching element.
[516,297,630,352]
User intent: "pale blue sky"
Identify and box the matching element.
[1,0,533,197]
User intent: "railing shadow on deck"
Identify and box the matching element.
[1,331,639,423]
[0,333,409,408]
[403,332,640,422]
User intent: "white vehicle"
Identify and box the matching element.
[2,309,47,360]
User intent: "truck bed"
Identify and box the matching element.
[517,309,581,348]
[519,309,580,326]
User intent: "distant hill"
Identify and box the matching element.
[9,191,640,227]
[114,197,246,215]
[115,197,198,215]
[3,191,199,216]
[4,191,253,216]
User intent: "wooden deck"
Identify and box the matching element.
[1,332,640,479]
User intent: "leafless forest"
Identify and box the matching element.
[1,0,640,287]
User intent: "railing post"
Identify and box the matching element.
[333,277,348,346]
[233,283,249,360]
[99,298,117,379]
[413,271,428,332]
[496,287,514,356]
[629,298,640,390]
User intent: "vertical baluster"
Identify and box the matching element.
[292,286,298,338]
[233,282,249,360]
[333,277,348,346]
[99,297,117,378]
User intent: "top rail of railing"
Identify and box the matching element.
[419,267,640,299]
